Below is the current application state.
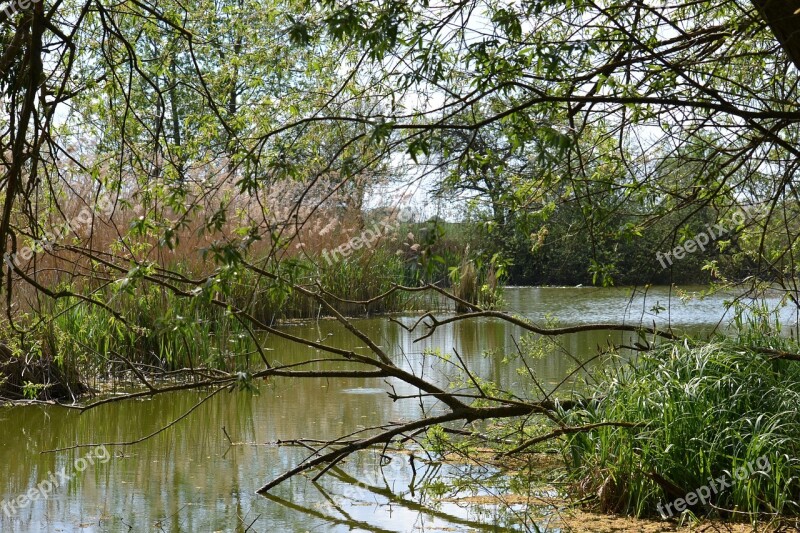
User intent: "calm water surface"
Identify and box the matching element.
[0,286,793,532]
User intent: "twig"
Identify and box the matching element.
[41,386,227,452]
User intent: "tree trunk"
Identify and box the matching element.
[751,0,800,72]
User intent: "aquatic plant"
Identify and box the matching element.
[565,337,800,520]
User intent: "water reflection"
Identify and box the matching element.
[0,286,794,531]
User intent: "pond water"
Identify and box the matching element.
[0,286,794,532]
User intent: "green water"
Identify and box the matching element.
[0,286,793,531]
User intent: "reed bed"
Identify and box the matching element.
[565,335,800,521]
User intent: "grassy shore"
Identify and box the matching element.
[564,334,800,521]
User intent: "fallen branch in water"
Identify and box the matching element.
[399,310,678,342]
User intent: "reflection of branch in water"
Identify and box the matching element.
[322,464,514,531]
[435,457,554,532]
[262,492,396,533]
[313,482,358,523]
[390,454,442,499]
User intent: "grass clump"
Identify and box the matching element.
[0,247,417,400]
[564,338,800,521]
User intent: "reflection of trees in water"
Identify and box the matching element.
[263,459,520,532]
[2,290,672,530]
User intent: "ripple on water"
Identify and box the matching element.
[340,387,389,395]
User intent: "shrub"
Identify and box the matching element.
[565,339,800,520]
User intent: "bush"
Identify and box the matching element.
[565,339,800,520]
